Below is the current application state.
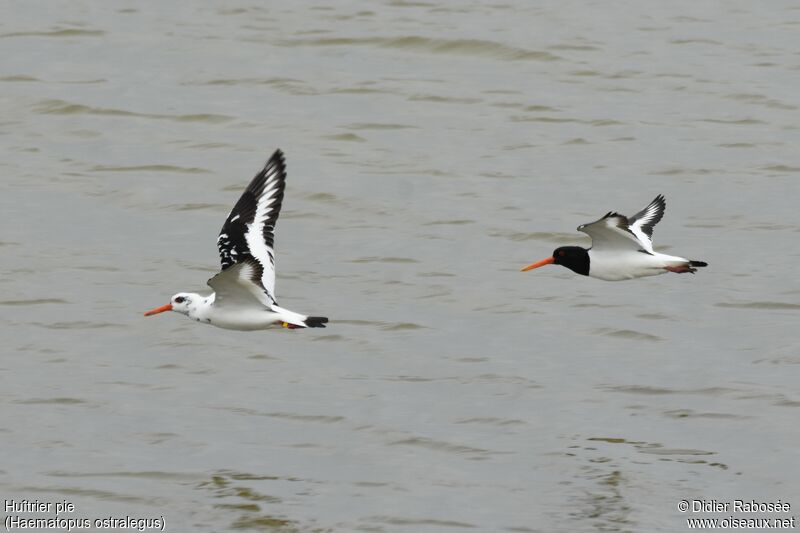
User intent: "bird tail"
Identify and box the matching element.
[304,316,328,328]
[282,316,328,329]
[273,305,328,329]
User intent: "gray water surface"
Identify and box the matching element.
[2,2,799,532]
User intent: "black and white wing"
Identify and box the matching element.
[627,194,665,254]
[214,149,286,306]
[207,259,274,308]
[577,211,644,252]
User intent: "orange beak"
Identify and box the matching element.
[521,256,555,272]
[144,303,173,316]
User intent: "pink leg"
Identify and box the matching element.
[665,265,697,274]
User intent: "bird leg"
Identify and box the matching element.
[665,265,697,274]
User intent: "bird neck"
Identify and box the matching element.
[563,247,591,276]
[186,294,214,320]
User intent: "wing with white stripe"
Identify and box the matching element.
[207,259,275,309]
[578,212,644,252]
[627,194,665,253]
[216,149,286,304]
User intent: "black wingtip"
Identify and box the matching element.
[689,261,708,267]
[270,148,285,166]
[305,316,329,328]
[262,149,286,178]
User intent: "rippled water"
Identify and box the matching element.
[2,2,799,532]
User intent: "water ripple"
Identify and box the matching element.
[388,436,499,456]
[0,298,67,306]
[91,165,210,174]
[367,515,477,528]
[32,99,234,123]
[605,386,736,396]
[345,122,418,130]
[592,328,662,342]
[716,301,800,311]
[280,36,562,61]
[13,398,88,405]
[322,133,366,142]
[0,29,105,39]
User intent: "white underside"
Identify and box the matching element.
[588,249,690,281]
[202,308,287,331]
[182,294,309,331]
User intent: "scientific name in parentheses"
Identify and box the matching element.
[692,500,792,513]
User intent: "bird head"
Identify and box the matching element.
[521,246,589,276]
[144,293,196,317]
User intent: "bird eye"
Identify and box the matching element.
[558,250,566,257]
[174,296,185,304]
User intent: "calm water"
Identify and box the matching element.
[2,2,799,532]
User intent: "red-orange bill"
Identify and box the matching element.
[144,303,172,316]
[521,256,555,272]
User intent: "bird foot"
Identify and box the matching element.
[665,265,697,274]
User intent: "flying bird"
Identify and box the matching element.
[521,195,707,281]
[144,149,328,330]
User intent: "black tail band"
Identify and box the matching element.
[305,316,328,328]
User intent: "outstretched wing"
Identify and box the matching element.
[216,149,286,304]
[577,212,644,252]
[207,259,275,308]
[627,194,665,253]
